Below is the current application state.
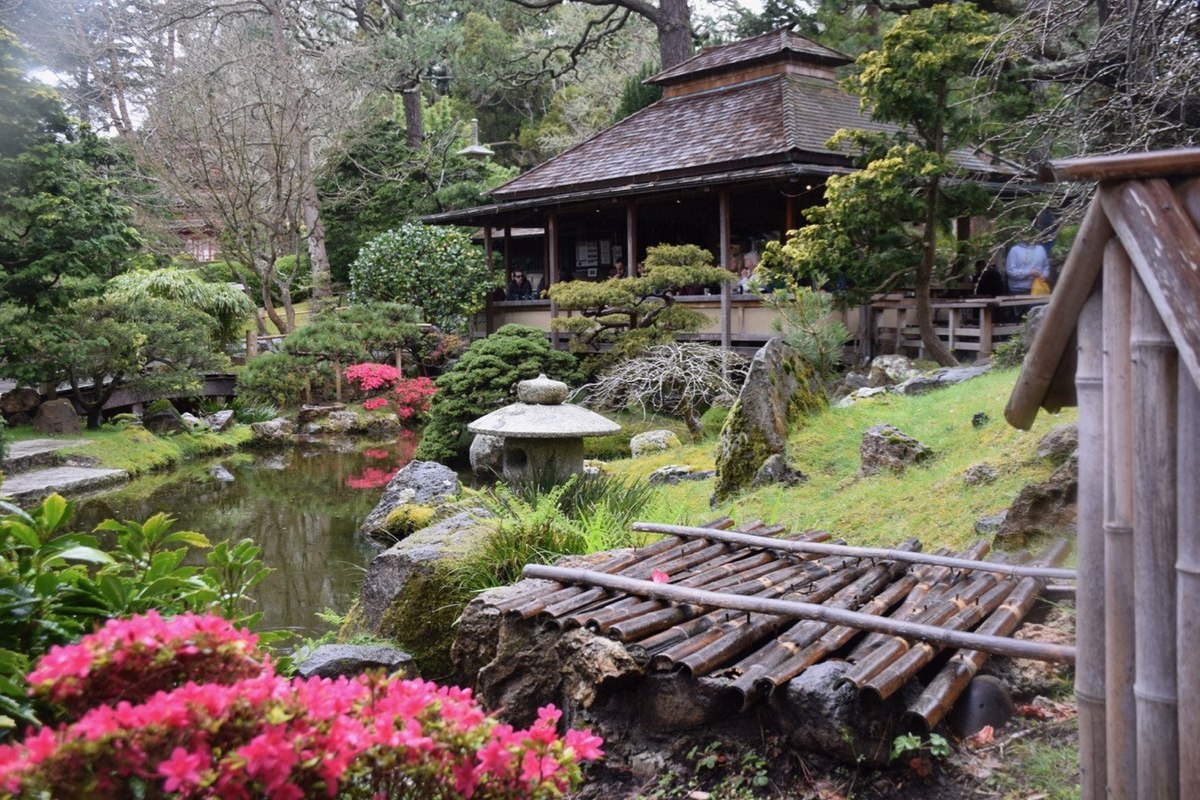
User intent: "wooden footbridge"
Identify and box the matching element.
[504,518,1075,732]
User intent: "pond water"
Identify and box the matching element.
[75,433,421,639]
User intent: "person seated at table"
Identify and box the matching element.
[505,270,534,300]
[1005,239,1051,294]
[610,259,627,280]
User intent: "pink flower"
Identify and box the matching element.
[158,746,208,793]
[565,728,605,760]
[651,570,670,583]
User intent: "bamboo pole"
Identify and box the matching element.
[1043,148,1200,182]
[1006,199,1112,429]
[631,523,1075,580]
[861,577,1016,701]
[1130,270,1180,800]
[1102,239,1136,800]
[523,565,1077,663]
[1177,367,1200,800]
[903,539,1070,730]
[1075,280,1108,800]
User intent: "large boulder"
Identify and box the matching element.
[629,430,681,458]
[1,387,41,417]
[297,403,345,424]
[713,338,825,501]
[765,661,914,767]
[320,410,366,435]
[33,399,82,435]
[999,452,1077,538]
[469,434,505,477]
[355,510,493,677]
[1036,423,1078,465]
[859,424,933,476]
[359,460,460,541]
[250,417,296,445]
[206,409,235,432]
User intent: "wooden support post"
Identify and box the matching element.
[503,225,512,277]
[1130,270,1180,800]
[979,305,993,359]
[626,203,637,276]
[785,193,796,238]
[1103,239,1136,800]
[548,210,560,349]
[1075,281,1107,800]
[719,190,732,352]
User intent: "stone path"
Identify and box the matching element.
[1,439,128,505]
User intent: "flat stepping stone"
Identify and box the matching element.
[3,439,89,474]
[1,466,128,505]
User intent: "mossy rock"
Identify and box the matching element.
[355,509,493,679]
[383,504,437,537]
[713,338,826,502]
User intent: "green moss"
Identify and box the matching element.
[42,424,254,477]
[383,504,437,537]
[376,566,468,680]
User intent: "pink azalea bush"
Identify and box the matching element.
[343,364,437,421]
[1,613,602,799]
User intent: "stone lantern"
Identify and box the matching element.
[467,374,620,483]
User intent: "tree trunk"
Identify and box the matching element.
[403,86,423,147]
[918,175,957,367]
[656,0,693,69]
[299,140,332,300]
[260,266,288,334]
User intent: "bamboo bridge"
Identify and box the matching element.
[505,518,1075,734]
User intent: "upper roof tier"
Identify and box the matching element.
[645,28,852,90]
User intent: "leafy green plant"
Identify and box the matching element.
[891,731,951,777]
[761,281,850,381]
[348,223,497,334]
[548,243,734,366]
[105,268,256,346]
[236,352,330,408]
[231,397,279,424]
[0,494,269,733]
[414,325,581,462]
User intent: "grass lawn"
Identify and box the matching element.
[7,423,253,477]
[606,367,1077,554]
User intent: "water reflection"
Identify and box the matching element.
[75,435,418,638]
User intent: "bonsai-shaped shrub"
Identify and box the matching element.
[414,325,581,462]
[1,612,602,798]
[759,280,850,382]
[106,268,256,347]
[547,244,734,363]
[582,342,748,436]
[348,224,498,334]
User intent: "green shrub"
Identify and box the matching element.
[454,470,655,594]
[237,353,329,408]
[348,224,497,334]
[0,495,269,733]
[281,302,424,366]
[231,397,279,424]
[414,325,581,462]
[761,283,850,381]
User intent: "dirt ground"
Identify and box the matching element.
[574,702,1080,800]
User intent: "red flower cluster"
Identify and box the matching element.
[392,376,437,420]
[343,363,401,393]
[1,613,602,799]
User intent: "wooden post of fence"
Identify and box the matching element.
[1103,239,1137,800]
[1075,281,1107,800]
[1130,269,1180,799]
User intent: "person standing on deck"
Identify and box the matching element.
[1004,240,1050,294]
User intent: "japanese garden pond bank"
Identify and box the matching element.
[73,434,422,639]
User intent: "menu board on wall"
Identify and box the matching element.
[576,240,599,267]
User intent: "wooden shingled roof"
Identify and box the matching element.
[1005,148,1200,429]
[488,28,1018,205]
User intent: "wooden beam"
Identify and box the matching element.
[1044,148,1200,183]
[548,210,560,348]
[523,565,1077,663]
[625,203,637,277]
[1005,199,1112,429]
[719,190,732,351]
[1100,179,1200,392]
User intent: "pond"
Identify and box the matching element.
[75,433,421,639]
